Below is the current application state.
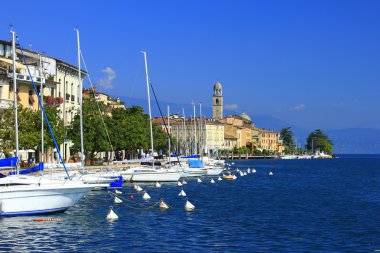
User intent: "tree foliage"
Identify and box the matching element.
[68,97,111,164]
[306,129,333,155]
[280,127,294,153]
[0,105,64,156]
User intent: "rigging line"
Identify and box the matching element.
[80,51,114,155]
[17,39,71,180]
[149,82,181,166]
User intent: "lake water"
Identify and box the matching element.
[1,155,379,252]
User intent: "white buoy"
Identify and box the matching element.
[106,207,118,220]
[237,168,241,172]
[115,189,122,195]
[182,180,187,185]
[232,162,235,165]
[269,171,273,176]
[136,185,143,192]
[177,181,183,187]
[232,175,237,180]
[114,196,123,204]
[184,200,195,211]
[247,168,251,173]
[197,178,202,183]
[239,171,244,177]
[252,168,256,173]
[159,199,169,209]
[133,185,138,190]
[178,189,187,197]
[218,177,222,181]
[155,182,161,188]
[243,172,247,176]
[142,192,151,200]
[210,178,215,184]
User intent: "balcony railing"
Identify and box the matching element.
[7,72,45,83]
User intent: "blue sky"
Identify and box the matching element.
[2,0,380,130]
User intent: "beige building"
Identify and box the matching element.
[0,39,86,162]
[219,113,254,151]
[256,128,285,153]
[153,116,224,156]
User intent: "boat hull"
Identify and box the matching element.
[0,184,93,216]
[131,171,182,182]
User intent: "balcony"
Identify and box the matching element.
[71,95,75,103]
[65,93,70,102]
[0,98,13,109]
[7,72,45,83]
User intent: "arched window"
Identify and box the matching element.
[216,98,219,105]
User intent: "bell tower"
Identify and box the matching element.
[212,82,223,119]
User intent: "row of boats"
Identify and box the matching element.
[0,156,226,216]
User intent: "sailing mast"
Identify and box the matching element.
[199,102,203,159]
[11,30,19,174]
[39,55,44,163]
[167,105,170,165]
[75,29,85,168]
[182,108,187,155]
[193,103,197,155]
[142,51,154,168]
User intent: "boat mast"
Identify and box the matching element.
[11,30,19,174]
[39,55,44,163]
[167,105,170,165]
[76,29,85,168]
[142,51,154,167]
[193,103,197,156]
[199,102,203,159]
[182,108,187,155]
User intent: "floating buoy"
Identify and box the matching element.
[159,199,169,209]
[177,181,183,187]
[232,175,237,180]
[243,172,247,176]
[237,168,241,172]
[232,162,235,165]
[133,185,138,190]
[218,177,222,181]
[155,182,161,188]
[247,168,251,173]
[34,218,62,222]
[106,207,118,220]
[135,185,143,192]
[129,195,134,199]
[184,200,195,211]
[210,178,215,184]
[269,171,273,176]
[114,196,123,204]
[182,180,187,185]
[197,178,202,183]
[178,189,187,197]
[239,172,244,177]
[115,189,122,195]
[252,168,256,173]
[142,192,151,200]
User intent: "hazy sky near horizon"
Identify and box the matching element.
[2,0,380,130]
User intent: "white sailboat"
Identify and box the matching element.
[0,30,93,216]
[121,52,182,182]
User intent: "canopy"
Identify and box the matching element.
[189,160,204,168]
[0,157,18,168]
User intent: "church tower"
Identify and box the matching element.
[212,82,223,119]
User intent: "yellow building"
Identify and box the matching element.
[256,128,284,153]
[154,116,224,156]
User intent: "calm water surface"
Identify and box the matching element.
[1,155,379,252]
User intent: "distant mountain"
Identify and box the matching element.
[117,96,380,154]
[326,128,380,154]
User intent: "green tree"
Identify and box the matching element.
[306,129,333,155]
[68,97,111,164]
[280,127,294,154]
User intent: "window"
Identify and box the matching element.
[50,87,55,97]
[5,45,11,58]
[0,44,4,57]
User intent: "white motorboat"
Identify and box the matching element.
[0,174,93,216]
